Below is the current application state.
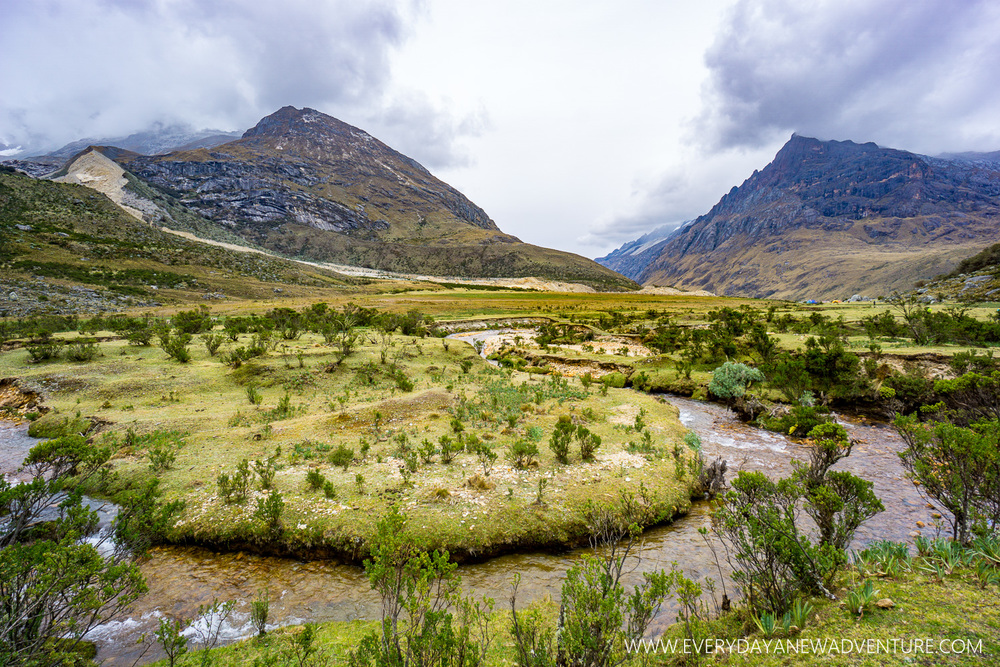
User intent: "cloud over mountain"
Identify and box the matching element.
[696,0,1000,154]
[0,0,479,168]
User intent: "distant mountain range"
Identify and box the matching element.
[9,107,635,290]
[598,135,1000,300]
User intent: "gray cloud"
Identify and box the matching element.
[370,95,490,169]
[0,0,478,167]
[696,0,1000,154]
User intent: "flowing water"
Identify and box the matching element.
[0,335,938,664]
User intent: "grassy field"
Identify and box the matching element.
[3,323,698,562]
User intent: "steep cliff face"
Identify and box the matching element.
[114,106,635,289]
[601,135,1000,299]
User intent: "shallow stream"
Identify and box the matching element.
[0,334,937,665]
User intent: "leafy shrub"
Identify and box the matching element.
[160,332,192,363]
[709,361,764,400]
[549,415,574,464]
[254,447,281,489]
[26,338,62,362]
[439,435,460,464]
[760,405,832,437]
[894,415,1000,543]
[65,340,99,362]
[576,426,601,461]
[217,459,251,503]
[714,424,883,615]
[172,307,213,335]
[201,331,226,356]
[145,431,185,473]
[601,372,626,389]
[475,443,498,476]
[255,491,284,534]
[306,468,326,491]
[508,439,539,468]
[329,444,355,471]
[394,370,414,392]
[418,438,436,464]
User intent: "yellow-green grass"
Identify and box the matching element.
[2,329,697,562]
[657,567,1000,666]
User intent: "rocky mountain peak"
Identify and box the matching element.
[241,106,354,142]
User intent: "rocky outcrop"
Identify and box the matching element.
[0,378,47,418]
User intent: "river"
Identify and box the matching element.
[0,335,937,665]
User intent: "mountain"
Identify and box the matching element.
[110,106,635,290]
[596,222,685,281]
[42,123,242,160]
[598,135,1000,300]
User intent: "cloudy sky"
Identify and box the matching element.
[3,0,1000,259]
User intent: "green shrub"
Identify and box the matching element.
[549,415,574,464]
[26,338,62,362]
[217,459,251,503]
[439,435,460,464]
[145,431,185,473]
[172,307,213,335]
[601,372,626,388]
[394,370,414,392]
[576,426,601,461]
[760,405,832,437]
[709,361,764,400]
[160,332,192,363]
[254,447,281,489]
[508,439,539,468]
[65,340,99,362]
[306,468,326,491]
[201,331,226,356]
[255,491,284,534]
[329,444,355,471]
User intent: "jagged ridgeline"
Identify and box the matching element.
[0,167,355,315]
[108,106,635,291]
[599,135,1000,300]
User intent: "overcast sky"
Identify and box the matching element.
[4,0,1000,259]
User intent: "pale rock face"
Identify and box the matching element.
[53,150,147,222]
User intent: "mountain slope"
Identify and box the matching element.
[600,135,1000,300]
[116,106,635,290]
[0,167,356,316]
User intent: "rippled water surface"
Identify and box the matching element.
[1,371,937,665]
